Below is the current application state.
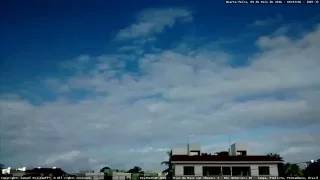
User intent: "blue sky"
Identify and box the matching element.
[1,0,320,173]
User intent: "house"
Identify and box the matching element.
[112,172,131,180]
[171,143,282,177]
[85,171,105,180]
[1,167,26,177]
[85,171,131,180]
[23,167,70,177]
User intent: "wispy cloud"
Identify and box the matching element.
[251,14,283,27]
[116,8,192,40]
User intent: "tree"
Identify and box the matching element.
[100,166,112,180]
[283,163,303,177]
[201,153,212,156]
[215,151,229,156]
[266,153,283,161]
[304,160,320,177]
[100,166,111,173]
[161,151,172,180]
[266,153,284,176]
[127,166,143,173]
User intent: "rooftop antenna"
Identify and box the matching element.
[228,135,231,155]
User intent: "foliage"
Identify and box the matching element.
[215,151,229,156]
[127,166,143,174]
[304,160,320,177]
[283,163,303,177]
[161,151,173,180]
[266,153,283,161]
[100,166,111,173]
[201,153,212,156]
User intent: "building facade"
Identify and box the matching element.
[85,172,105,180]
[171,143,282,177]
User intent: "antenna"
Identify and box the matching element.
[228,135,231,155]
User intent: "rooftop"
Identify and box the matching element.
[171,155,283,162]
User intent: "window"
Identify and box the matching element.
[232,167,251,176]
[222,167,231,175]
[258,166,270,175]
[236,151,247,156]
[183,166,195,175]
[203,167,221,176]
[189,151,200,156]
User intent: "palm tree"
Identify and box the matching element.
[161,151,172,179]
[284,163,303,177]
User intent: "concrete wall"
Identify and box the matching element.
[85,172,104,180]
[188,144,201,152]
[113,172,131,180]
[173,164,278,176]
[172,147,188,155]
[230,143,248,156]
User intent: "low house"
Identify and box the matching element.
[23,167,69,177]
[112,172,131,180]
[171,143,282,177]
[85,171,104,180]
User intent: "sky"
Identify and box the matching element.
[1,0,320,173]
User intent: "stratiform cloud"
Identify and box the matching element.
[1,8,320,173]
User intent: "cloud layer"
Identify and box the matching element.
[1,7,320,173]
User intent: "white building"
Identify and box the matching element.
[112,172,131,180]
[85,171,131,180]
[2,167,26,175]
[171,143,282,177]
[85,172,104,180]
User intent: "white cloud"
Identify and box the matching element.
[45,150,81,165]
[116,8,192,39]
[1,18,320,172]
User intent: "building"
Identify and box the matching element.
[85,171,105,180]
[171,143,282,177]
[23,167,70,177]
[112,172,131,180]
[85,171,131,180]
[1,167,26,176]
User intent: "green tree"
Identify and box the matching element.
[100,166,112,180]
[266,153,284,176]
[304,160,320,177]
[215,151,229,156]
[127,166,143,173]
[266,153,283,161]
[100,166,111,173]
[284,163,303,177]
[201,153,212,156]
[161,151,172,180]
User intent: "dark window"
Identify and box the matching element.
[203,167,221,176]
[237,151,247,156]
[189,151,200,156]
[259,166,270,175]
[222,167,231,175]
[232,167,251,176]
[183,166,194,175]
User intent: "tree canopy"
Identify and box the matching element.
[304,160,320,177]
[127,166,143,174]
[215,151,229,156]
[100,166,111,172]
[266,153,283,161]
